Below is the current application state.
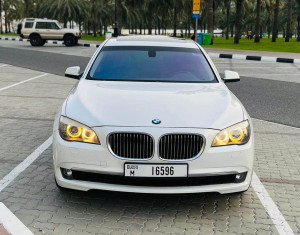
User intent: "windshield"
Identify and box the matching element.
[88,46,217,83]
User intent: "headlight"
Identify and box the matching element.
[59,116,100,144]
[212,120,250,146]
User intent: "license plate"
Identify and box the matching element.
[124,164,188,177]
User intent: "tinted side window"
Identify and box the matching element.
[35,22,47,29]
[47,22,59,29]
[24,22,34,28]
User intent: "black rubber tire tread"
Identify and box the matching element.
[30,34,43,46]
[64,35,76,47]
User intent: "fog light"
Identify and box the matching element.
[61,168,73,180]
[66,169,72,176]
[235,172,247,183]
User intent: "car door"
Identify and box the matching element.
[46,22,61,40]
[35,22,48,39]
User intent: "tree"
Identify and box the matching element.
[234,0,244,44]
[0,0,2,34]
[285,0,293,42]
[225,0,231,39]
[298,14,300,41]
[272,0,279,42]
[172,0,178,37]
[40,0,84,28]
[207,0,214,43]
[116,0,123,35]
[146,0,155,35]
[297,0,300,42]
[254,0,261,42]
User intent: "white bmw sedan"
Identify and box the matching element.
[53,36,254,194]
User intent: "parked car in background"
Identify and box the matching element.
[19,18,81,47]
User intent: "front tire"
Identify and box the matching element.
[40,40,46,46]
[64,35,76,47]
[30,35,43,46]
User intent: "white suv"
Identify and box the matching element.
[20,18,81,47]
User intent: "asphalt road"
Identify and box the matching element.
[0,46,299,127]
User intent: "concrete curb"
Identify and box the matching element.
[207,52,300,64]
[0,37,30,42]
[0,37,101,48]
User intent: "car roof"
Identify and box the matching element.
[104,36,199,49]
[23,18,57,22]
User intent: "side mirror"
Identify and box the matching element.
[65,66,81,79]
[223,70,240,83]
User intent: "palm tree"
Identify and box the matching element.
[254,0,261,42]
[297,0,300,41]
[40,0,83,28]
[234,0,244,44]
[272,0,279,42]
[172,0,178,36]
[146,0,155,35]
[285,0,293,42]
[225,0,231,39]
[90,0,112,37]
[262,0,272,38]
[207,0,214,43]
[171,0,183,37]
[116,0,123,35]
[0,0,3,34]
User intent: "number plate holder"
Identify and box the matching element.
[124,163,188,177]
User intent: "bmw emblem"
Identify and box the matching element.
[152,119,161,125]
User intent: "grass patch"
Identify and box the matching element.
[202,37,300,53]
[0,33,18,36]
[81,34,106,42]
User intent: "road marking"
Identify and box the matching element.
[0,203,33,235]
[0,136,52,192]
[0,73,48,92]
[252,172,294,235]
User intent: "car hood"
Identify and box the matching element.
[65,80,244,130]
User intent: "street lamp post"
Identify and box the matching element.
[113,0,118,37]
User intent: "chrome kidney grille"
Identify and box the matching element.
[108,133,154,159]
[159,134,204,160]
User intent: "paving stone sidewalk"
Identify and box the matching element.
[0,120,298,235]
[0,65,299,235]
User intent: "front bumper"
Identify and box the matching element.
[53,126,254,194]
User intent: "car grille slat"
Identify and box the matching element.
[159,134,203,160]
[108,133,154,159]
